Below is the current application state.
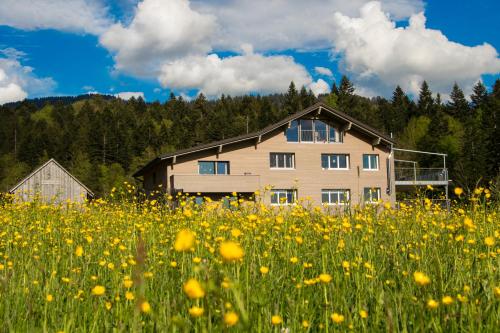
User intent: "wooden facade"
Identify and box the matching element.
[134,102,396,206]
[9,159,94,203]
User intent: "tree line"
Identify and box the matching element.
[0,77,499,197]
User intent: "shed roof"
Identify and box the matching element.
[133,102,395,177]
[9,158,95,197]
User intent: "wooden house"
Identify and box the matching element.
[9,158,94,203]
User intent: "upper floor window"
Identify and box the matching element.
[270,153,295,169]
[321,154,349,170]
[322,189,350,205]
[364,187,381,203]
[198,161,230,175]
[286,119,341,143]
[271,189,296,205]
[363,154,379,170]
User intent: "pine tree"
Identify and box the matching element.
[337,75,355,112]
[447,83,469,120]
[284,82,300,114]
[417,81,434,116]
[470,81,488,109]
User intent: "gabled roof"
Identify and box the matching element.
[133,102,395,177]
[9,158,95,197]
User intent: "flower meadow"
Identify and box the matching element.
[0,189,499,332]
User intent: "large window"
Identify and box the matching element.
[270,153,295,169]
[271,189,296,205]
[321,154,349,170]
[322,189,350,205]
[364,187,381,203]
[198,161,230,175]
[285,119,341,143]
[363,154,379,170]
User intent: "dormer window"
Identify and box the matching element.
[286,119,341,143]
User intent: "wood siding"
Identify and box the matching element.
[144,118,395,206]
[11,160,91,203]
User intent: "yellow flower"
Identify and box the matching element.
[183,279,205,299]
[464,217,475,229]
[219,241,244,262]
[413,271,431,286]
[170,261,178,267]
[290,257,299,264]
[125,291,135,300]
[331,313,344,324]
[485,237,495,247]
[319,273,332,283]
[260,266,269,275]
[271,315,283,325]
[123,279,133,289]
[140,301,151,313]
[188,306,204,317]
[105,302,112,310]
[302,320,310,328]
[174,229,195,252]
[494,287,500,298]
[454,187,463,196]
[46,294,54,302]
[427,299,439,309]
[442,296,454,305]
[91,285,106,296]
[359,310,368,319]
[224,311,239,326]
[75,245,83,257]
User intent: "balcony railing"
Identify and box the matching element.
[395,168,448,185]
[172,174,260,193]
[300,130,328,142]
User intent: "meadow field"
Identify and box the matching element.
[0,188,499,332]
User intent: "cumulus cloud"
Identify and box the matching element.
[330,1,500,96]
[192,0,423,51]
[100,0,217,77]
[0,0,112,34]
[114,91,145,100]
[315,67,334,77]
[158,51,327,97]
[0,49,56,105]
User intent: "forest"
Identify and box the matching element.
[0,76,499,197]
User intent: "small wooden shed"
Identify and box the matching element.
[9,158,94,203]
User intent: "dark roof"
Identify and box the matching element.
[133,102,395,177]
[9,158,94,196]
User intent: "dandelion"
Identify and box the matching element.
[91,285,106,296]
[125,291,134,300]
[183,279,205,299]
[427,299,439,309]
[359,310,368,319]
[224,311,239,326]
[219,241,244,262]
[494,287,500,298]
[454,187,463,196]
[485,237,495,247]
[271,315,283,325]
[46,294,54,302]
[105,302,112,310]
[413,271,431,286]
[75,245,83,257]
[331,313,344,324]
[318,273,332,283]
[442,296,454,305]
[123,279,133,289]
[290,257,299,264]
[188,306,204,317]
[174,229,195,252]
[140,301,151,313]
[260,266,269,275]
[302,320,310,328]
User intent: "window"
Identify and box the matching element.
[198,161,230,175]
[363,154,379,170]
[321,154,349,169]
[322,189,350,205]
[364,187,381,203]
[270,153,295,169]
[286,120,299,142]
[271,189,296,205]
[285,119,342,143]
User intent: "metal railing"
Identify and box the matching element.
[300,130,328,142]
[395,168,448,183]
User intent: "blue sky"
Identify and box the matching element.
[0,0,499,103]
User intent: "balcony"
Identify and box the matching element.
[395,168,448,186]
[171,174,260,193]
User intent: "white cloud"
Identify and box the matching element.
[308,79,330,96]
[0,0,112,34]
[0,50,56,104]
[114,91,144,100]
[99,0,216,77]
[315,66,333,77]
[159,51,327,97]
[330,1,500,96]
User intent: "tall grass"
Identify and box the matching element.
[0,190,499,332]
